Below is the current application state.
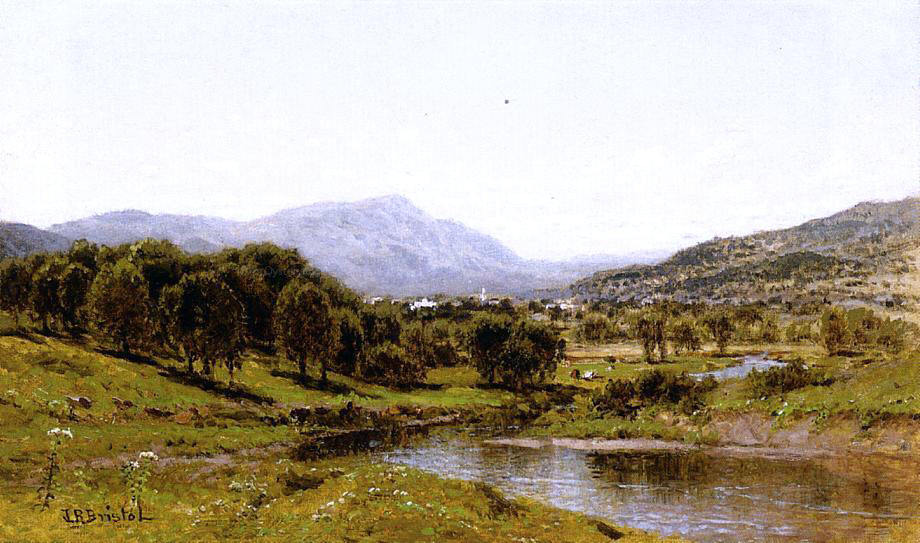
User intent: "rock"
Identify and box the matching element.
[595,521,624,540]
[290,407,312,423]
[66,396,93,409]
[143,406,174,418]
[112,397,134,410]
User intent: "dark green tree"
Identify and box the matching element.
[273,280,340,385]
[332,308,364,376]
[703,310,735,354]
[0,258,31,327]
[160,272,246,380]
[87,260,153,354]
[466,313,513,384]
[496,319,563,390]
[820,307,852,355]
[57,263,93,333]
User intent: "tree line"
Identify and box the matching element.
[573,301,914,360]
[0,239,563,390]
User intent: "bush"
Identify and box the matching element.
[592,370,716,417]
[746,361,831,397]
[591,379,636,417]
[359,342,427,388]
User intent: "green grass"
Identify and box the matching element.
[0,442,685,543]
[0,329,516,480]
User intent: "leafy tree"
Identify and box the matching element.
[466,313,513,384]
[575,313,612,343]
[0,258,31,327]
[57,263,93,333]
[757,313,780,343]
[360,303,403,346]
[636,309,667,362]
[87,260,153,354]
[127,239,185,302]
[401,320,435,368]
[360,341,426,387]
[29,256,68,332]
[874,318,909,353]
[160,272,246,380]
[820,307,852,355]
[216,263,275,348]
[496,319,563,390]
[66,239,99,272]
[429,319,460,367]
[670,319,701,354]
[126,239,185,341]
[273,280,340,384]
[703,310,735,354]
[332,308,364,376]
[237,243,307,294]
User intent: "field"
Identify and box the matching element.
[2,311,919,542]
[0,314,684,543]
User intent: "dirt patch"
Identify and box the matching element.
[703,411,920,455]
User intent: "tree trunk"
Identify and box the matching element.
[320,363,328,386]
[187,356,195,375]
[298,359,307,383]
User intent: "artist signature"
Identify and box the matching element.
[61,504,153,526]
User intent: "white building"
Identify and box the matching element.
[409,297,438,311]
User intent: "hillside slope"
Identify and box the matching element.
[572,197,920,311]
[0,222,71,259]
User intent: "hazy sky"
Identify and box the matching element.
[1,1,918,259]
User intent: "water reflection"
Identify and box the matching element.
[380,436,920,542]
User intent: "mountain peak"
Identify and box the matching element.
[359,194,422,212]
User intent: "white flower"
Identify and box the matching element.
[47,427,73,439]
[139,451,159,461]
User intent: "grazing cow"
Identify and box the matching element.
[570,368,580,379]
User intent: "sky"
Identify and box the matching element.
[0,1,918,260]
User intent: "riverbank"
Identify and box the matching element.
[0,445,687,543]
[0,329,684,542]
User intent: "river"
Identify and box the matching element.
[379,433,920,542]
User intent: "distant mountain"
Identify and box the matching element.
[571,196,920,311]
[0,222,71,260]
[46,195,645,295]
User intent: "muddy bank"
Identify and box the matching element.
[702,411,920,455]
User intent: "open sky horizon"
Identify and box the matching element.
[1,1,918,259]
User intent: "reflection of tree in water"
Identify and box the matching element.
[585,450,910,518]
[382,438,920,543]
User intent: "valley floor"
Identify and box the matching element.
[1,312,919,542]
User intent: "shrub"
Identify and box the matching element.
[360,342,427,388]
[746,361,830,397]
[591,379,636,417]
[592,370,716,417]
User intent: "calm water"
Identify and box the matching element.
[691,353,787,381]
[380,435,920,542]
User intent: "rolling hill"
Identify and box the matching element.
[571,196,920,312]
[0,222,71,260]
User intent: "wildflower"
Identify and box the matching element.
[47,427,73,439]
[139,451,159,461]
